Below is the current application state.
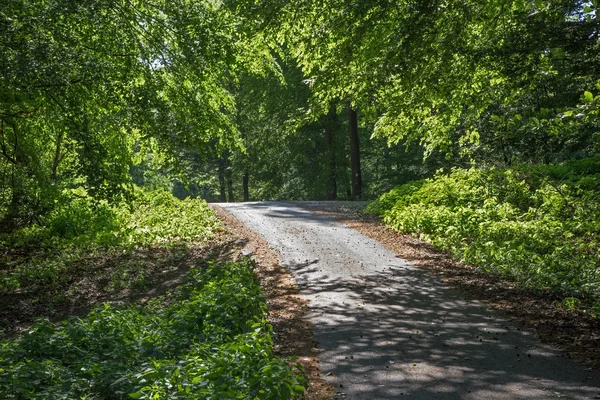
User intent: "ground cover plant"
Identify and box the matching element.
[368,157,600,311]
[0,188,221,306]
[0,260,305,399]
[0,188,225,338]
[0,189,304,398]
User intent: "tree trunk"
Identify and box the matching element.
[221,149,235,203]
[218,159,226,202]
[1,122,28,229]
[348,105,362,200]
[226,168,235,203]
[325,105,337,200]
[51,131,64,181]
[243,171,249,202]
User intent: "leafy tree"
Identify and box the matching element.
[0,0,272,226]
[233,0,599,164]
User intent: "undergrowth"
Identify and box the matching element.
[368,157,600,312]
[5,187,221,248]
[0,188,222,294]
[0,260,305,399]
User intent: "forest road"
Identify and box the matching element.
[216,201,600,400]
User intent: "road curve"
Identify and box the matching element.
[216,201,600,400]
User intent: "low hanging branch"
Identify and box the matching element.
[0,107,40,120]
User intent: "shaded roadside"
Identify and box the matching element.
[0,240,235,339]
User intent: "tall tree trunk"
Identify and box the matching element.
[51,131,64,181]
[348,105,362,200]
[218,159,226,202]
[1,122,28,229]
[325,105,337,200]
[243,171,249,202]
[223,149,234,202]
[385,146,392,175]
[226,169,234,203]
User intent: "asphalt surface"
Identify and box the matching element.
[216,201,600,399]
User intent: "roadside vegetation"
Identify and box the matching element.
[0,259,304,399]
[368,157,600,313]
[1,189,220,295]
[0,189,304,399]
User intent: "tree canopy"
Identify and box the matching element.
[1,0,599,214]
[1,0,274,223]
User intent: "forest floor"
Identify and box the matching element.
[1,242,233,338]
[217,201,600,400]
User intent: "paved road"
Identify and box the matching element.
[217,202,600,399]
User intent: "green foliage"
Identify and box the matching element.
[365,180,425,216]
[6,187,220,247]
[0,188,221,294]
[369,158,600,301]
[124,188,222,244]
[0,260,305,399]
[232,0,599,168]
[45,195,121,244]
[0,0,277,225]
[4,0,599,214]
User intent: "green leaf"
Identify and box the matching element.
[128,392,143,399]
[293,384,306,393]
[584,91,594,102]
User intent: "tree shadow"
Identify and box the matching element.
[285,264,600,399]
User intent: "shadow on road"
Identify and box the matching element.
[287,263,599,399]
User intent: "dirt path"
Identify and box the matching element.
[217,201,600,399]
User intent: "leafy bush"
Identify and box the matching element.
[2,187,221,248]
[46,197,121,243]
[368,157,600,301]
[0,260,305,399]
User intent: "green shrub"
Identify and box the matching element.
[0,261,305,399]
[2,187,221,249]
[370,157,600,301]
